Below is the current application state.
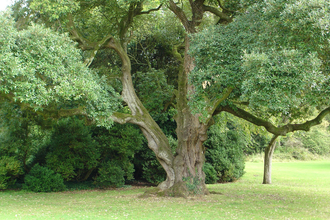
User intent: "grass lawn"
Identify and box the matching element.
[1,161,330,219]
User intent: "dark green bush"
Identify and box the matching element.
[91,123,142,185]
[45,117,100,181]
[142,159,166,185]
[0,156,22,189]
[23,164,66,192]
[94,161,125,187]
[203,162,218,184]
[205,125,246,183]
[44,118,142,185]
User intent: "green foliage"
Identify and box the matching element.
[132,68,177,138]
[0,12,121,128]
[182,175,203,195]
[245,134,270,155]
[45,117,99,181]
[278,123,330,157]
[94,161,125,188]
[204,118,246,182]
[23,164,66,192]
[45,118,142,184]
[295,129,330,156]
[0,156,22,189]
[91,123,143,183]
[203,162,218,184]
[0,102,51,182]
[133,69,174,115]
[141,159,166,185]
[189,0,330,120]
[30,0,79,21]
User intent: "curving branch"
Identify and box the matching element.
[168,0,193,32]
[209,87,233,115]
[202,5,233,23]
[111,112,139,124]
[66,14,95,50]
[138,4,163,15]
[220,105,330,136]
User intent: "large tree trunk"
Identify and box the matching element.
[263,135,279,184]
[169,113,210,196]
[165,36,210,197]
[108,33,211,197]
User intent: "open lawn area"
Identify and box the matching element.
[1,161,330,219]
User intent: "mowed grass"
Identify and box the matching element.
[1,161,330,220]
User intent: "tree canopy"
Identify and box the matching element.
[0,11,121,127]
[190,0,330,133]
[1,0,330,196]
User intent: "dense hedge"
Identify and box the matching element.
[23,164,66,192]
[1,111,328,190]
[204,125,246,183]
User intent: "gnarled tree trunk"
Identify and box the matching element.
[166,36,211,197]
[263,135,279,184]
[108,36,213,197]
[170,113,210,196]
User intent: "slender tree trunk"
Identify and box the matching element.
[108,39,176,192]
[263,135,279,184]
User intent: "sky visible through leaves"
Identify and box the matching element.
[0,0,13,12]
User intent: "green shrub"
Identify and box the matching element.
[45,117,100,181]
[0,156,22,189]
[205,126,246,183]
[203,162,218,184]
[23,164,66,192]
[142,160,166,185]
[94,161,125,187]
[91,123,142,182]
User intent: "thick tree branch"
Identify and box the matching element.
[189,0,205,26]
[168,0,193,33]
[209,87,233,115]
[0,92,15,102]
[38,107,88,120]
[202,5,233,23]
[111,112,139,124]
[138,4,163,15]
[220,105,330,136]
[67,14,114,51]
[67,14,95,50]
[172,43,184,63]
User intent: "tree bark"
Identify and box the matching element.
[109,35,211,197]
[106,38,178,193]
[263,135,279,184]
[170,113,210,196]
[167,36,210,197]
